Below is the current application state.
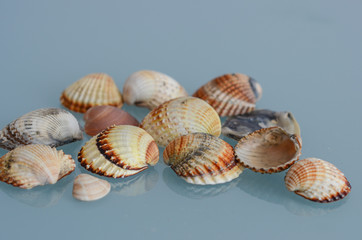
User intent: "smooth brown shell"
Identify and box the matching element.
[193,73,262,117]
[285,158,351,203]
[72,174,111,201]
[84,106,139,136]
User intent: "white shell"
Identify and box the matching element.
[72,174,111,201]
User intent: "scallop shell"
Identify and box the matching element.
[60,73,123,113]
[234,127,302,173]
[72,174,111,201]
[123,70,188,110]
[0,108,83,150]
[78,125,159,178]
[140,97,221,147]
[285,158,351,203]
[84,106,139,136]
[0,144,75,189]
[222,109,301,141]
[163,133,244,185]
[193,73,262,116]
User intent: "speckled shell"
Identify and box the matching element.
[60,73,123,113]
[123,70,188,110]
[0,108,83,150]
[222,109,300,141]
[164,133,244,185]
[285,158,351,203]
[234,127,302,173]
[72,174,111,201]
[84,106,139,136]
[0,144,75,189]
[78,125,159,178]
[140,97,221,147]
[193,73,262,117]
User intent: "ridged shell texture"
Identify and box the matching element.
[72,174,111,201]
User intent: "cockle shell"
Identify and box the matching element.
[0,144,75,189]
[140,97,221,147]
[0,108,83,150]
[84,106,139,136]
[78,125,159,178]
[285,158,351,203]
[234,127,302,173]
[163,133,244,185]
[72,174,111,201]
[222,109,301,141]
[193,73,262,117]
[60,73,123,113]
[123,70,188,110]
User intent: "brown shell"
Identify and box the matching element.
[72,174,111,201]
[193,73,262,117]
[163,133,244,185]
[234,127,302,173]
[84,106,139,136]
[285,158,351,203]
[60,73,123,113]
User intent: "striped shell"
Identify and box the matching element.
[163,133,244,185]
[140,97,221,147]
[123,70,188,110]
[234,127,302,173]
[0,144,75,189]
[72,174,111,201]
[60,73,123,113]
[285,158,351,203]
[78,125,159,178]
[222,109,301,141]
[84,106,139,136]
[0,108,83,150]
[193,73,262,116]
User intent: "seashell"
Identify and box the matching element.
[285,158,351,203]
[0,108,83,150]
[60,73,123,113]
[78,125,159,177]
[193,73,262,117]
[72,174,111,201]
[234,127,302,173]
[222,109,301,141]
[0,144,75,189]
[123,70,188,110]
[84,106,139,136]
[140,97,221,147]
[163,133,244,185]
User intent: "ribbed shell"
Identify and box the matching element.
[78,125,159,178]
[193,73,262,117]
[234,127,302,173]
[72,174,111,201]
[222,109,301,141]
[140,97,221,147]
[123,70,188,110]
[60,73,123,113]
[285,158,351,203]
[0,108,83,150]
[0,144,75,189]
[163,133,244,185]
[84,106,139,136]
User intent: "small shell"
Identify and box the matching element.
[123,70,188,110]
[234,127,302,173]
[222,109,301,141]
[60,73,123,113]
[0,144,75,189]
[0,108,83,150]
[163,133,244,185]
[140,97,221,147]
[84,106,139,136]
[193,73,262,117]
[72,174,111,201]
[285,158,351,203]
[78,125,159,177]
